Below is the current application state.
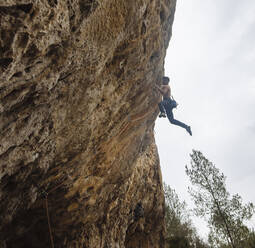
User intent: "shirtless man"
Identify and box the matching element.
[156,76,192,136]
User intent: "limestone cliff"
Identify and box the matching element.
[0,0,176,247]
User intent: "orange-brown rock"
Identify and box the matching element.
[0,0,176,247]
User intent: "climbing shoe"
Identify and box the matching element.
[159,112,166,118]
[186,126,192,136]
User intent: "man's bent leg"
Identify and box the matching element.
[158,101,166,118]
[158,101,165,114]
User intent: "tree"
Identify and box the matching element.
[185,150,254,248]
[243,229,255,248]
[164,183,190,233]
[164,183,209,248]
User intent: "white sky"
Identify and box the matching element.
[155,0,255,239]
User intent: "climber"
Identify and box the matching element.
[155,76,192,136]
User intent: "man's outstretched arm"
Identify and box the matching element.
[155,85,165,95]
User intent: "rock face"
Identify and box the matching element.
[0,0,176,247]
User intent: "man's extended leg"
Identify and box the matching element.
[165,107,192,135]
[158,101,166,118]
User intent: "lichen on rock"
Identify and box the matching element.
[0,0,176,247]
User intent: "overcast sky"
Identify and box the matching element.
[155,0,255,238]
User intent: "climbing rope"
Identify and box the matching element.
[32,179,67,248]
[45,196,54,248]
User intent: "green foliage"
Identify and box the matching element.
[242,229,255,248]
[164,183,209,248]
[186,150,255,248]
